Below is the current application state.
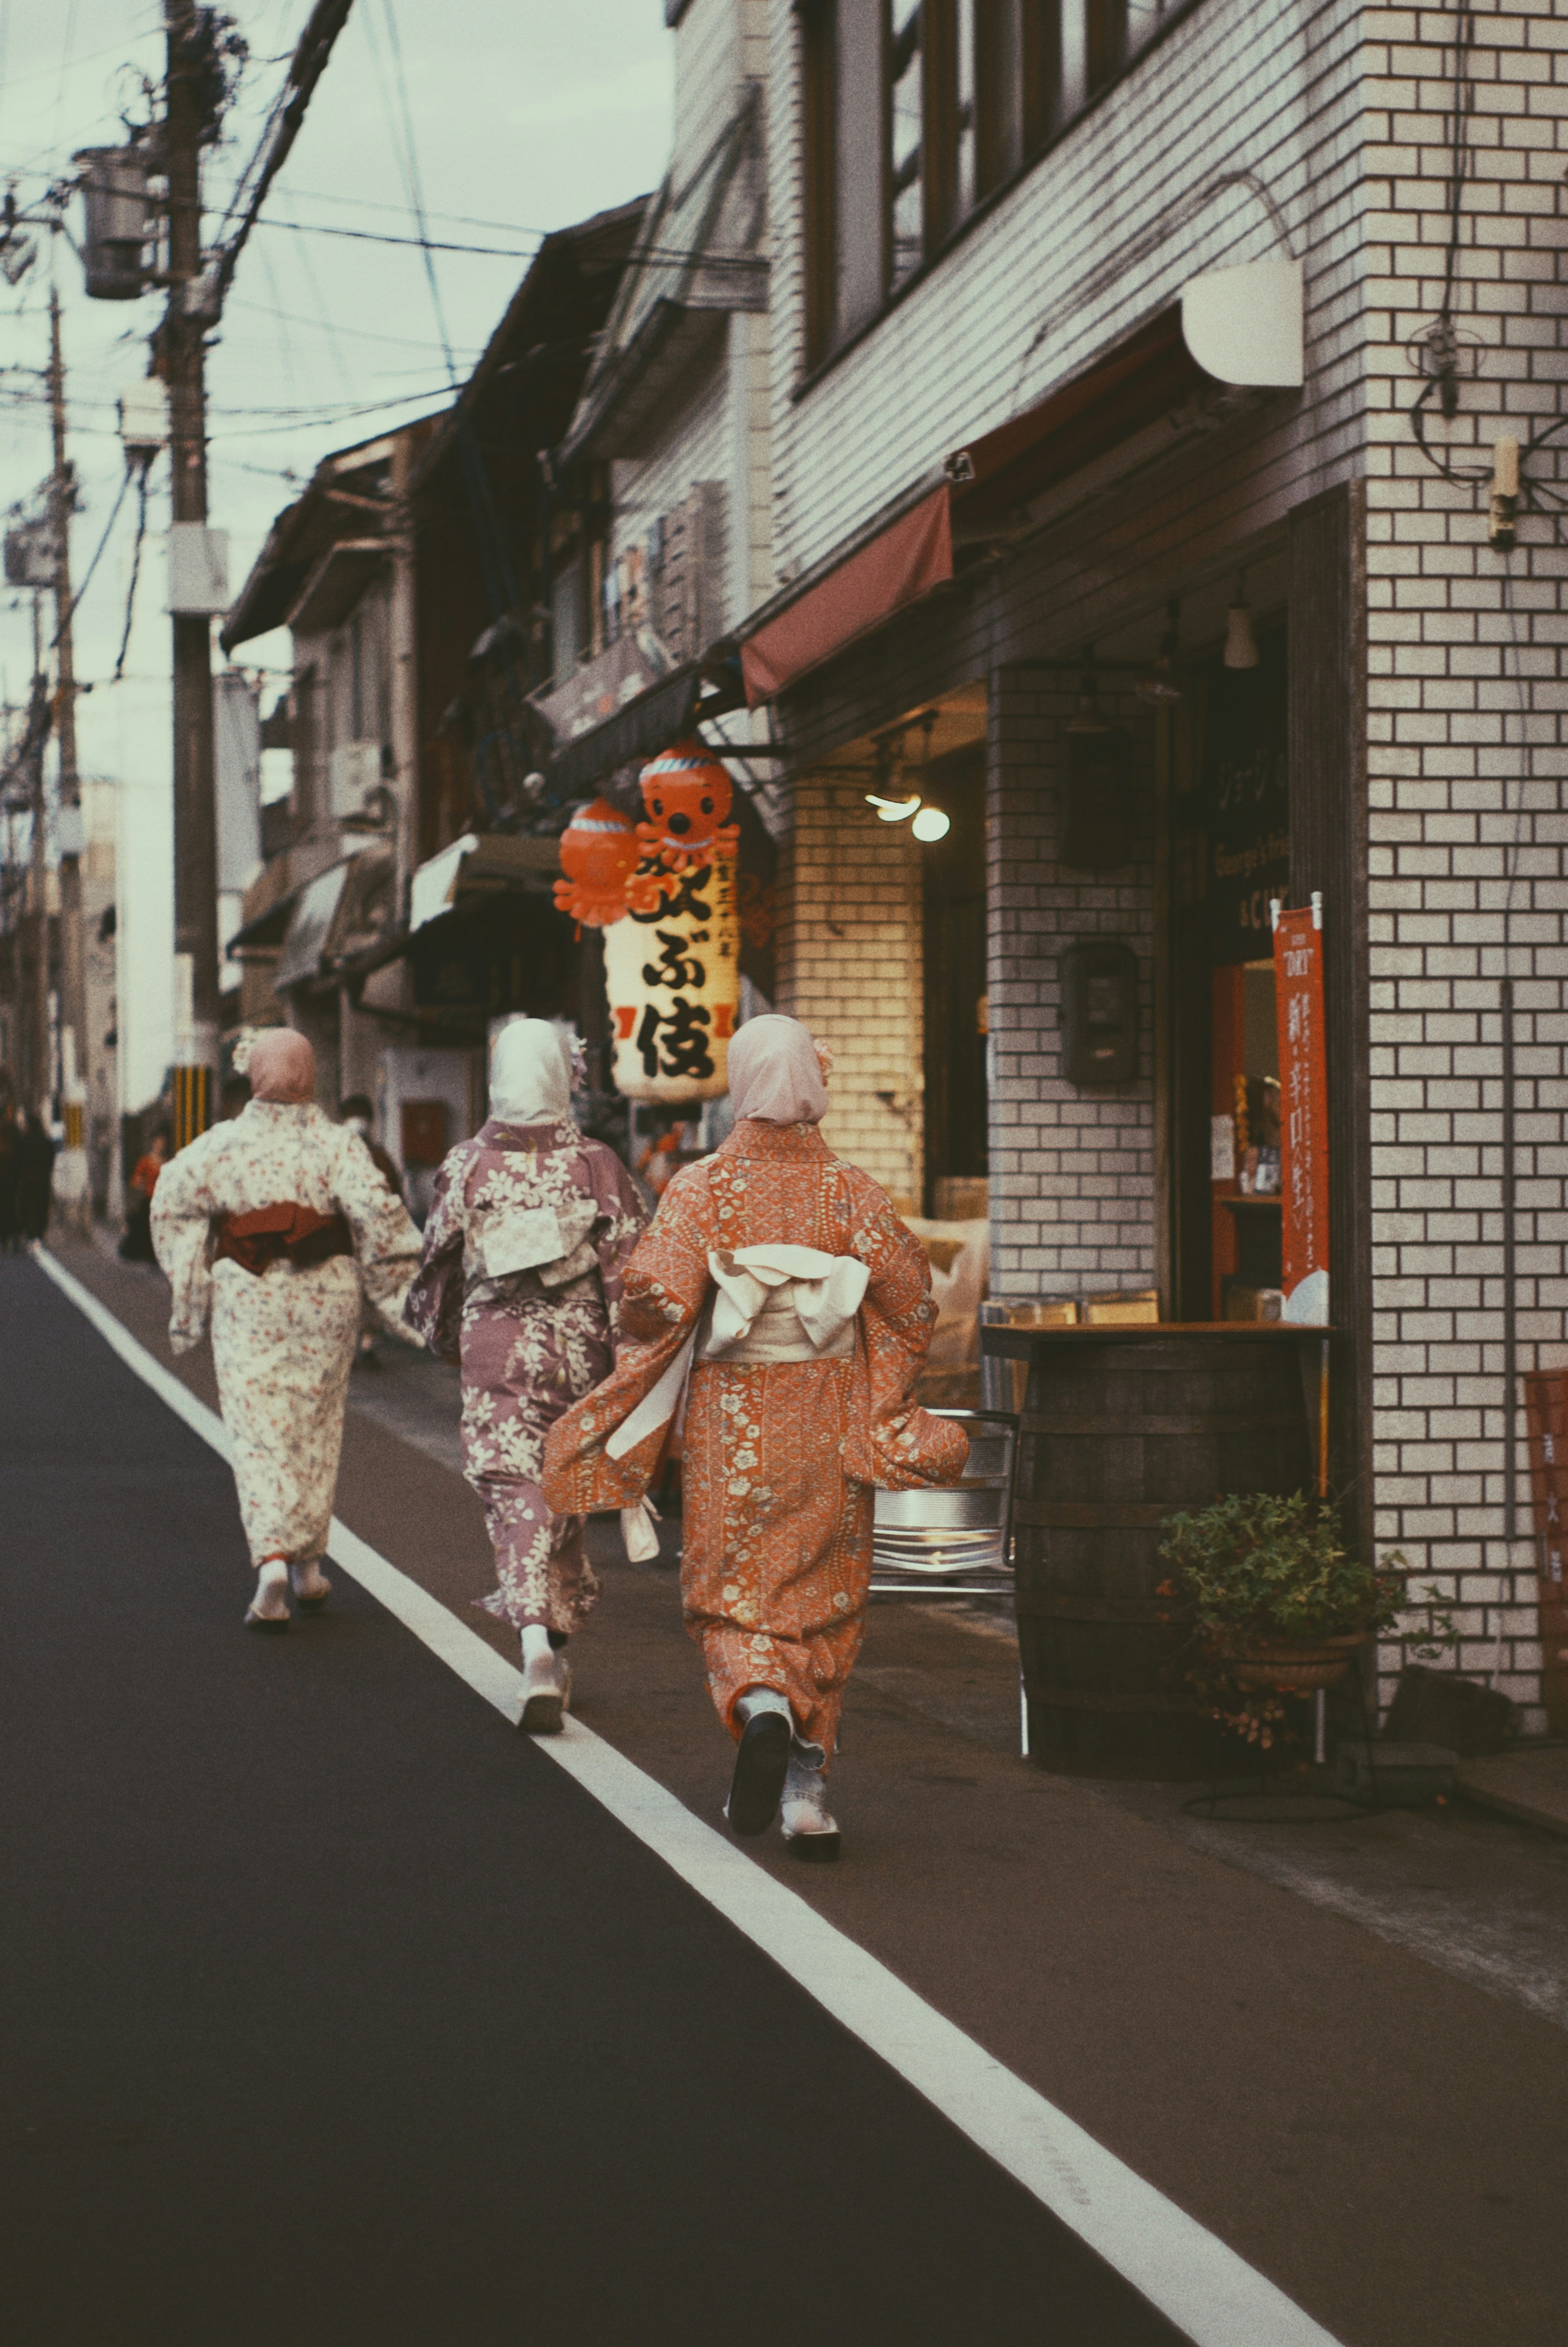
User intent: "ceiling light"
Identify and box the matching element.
[866,791,920,823]
[1224,572,1259,669]
[911,804,950,842]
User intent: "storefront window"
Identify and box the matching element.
[1169,628,1288,1320]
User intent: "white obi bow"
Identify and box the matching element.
[470,1196,599,1289]
[702,1245,870,1360]
[605,1245,869,1479]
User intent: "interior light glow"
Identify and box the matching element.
[866,792,920,823]
[911,804,951,842]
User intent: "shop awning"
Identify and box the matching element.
[284,538,388,635]
[543,655,746,798]
[739,488,953,708]
[733,272,1301,709]
[942,307,1204,533]
[274,862,352,991]
[409,832,564,933]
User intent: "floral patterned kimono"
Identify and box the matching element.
[542,1119,967,1759]
[404,1117,645,1635]
[151,1102,423,1567]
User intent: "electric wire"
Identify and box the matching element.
[112,451,153,684]
[46,454,132,651]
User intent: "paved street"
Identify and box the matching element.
[8,1243,1568,2347]
[0,1249,1189,2347]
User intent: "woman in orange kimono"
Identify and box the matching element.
[543,1015,966,1860]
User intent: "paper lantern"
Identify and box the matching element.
[553,797,639,928]
[604,845,739,1102]
[636,739,742,877]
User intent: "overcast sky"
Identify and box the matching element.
[1,0,674,1103]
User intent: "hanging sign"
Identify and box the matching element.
[603,851,739,1100]
[1273,897,1330,1325]
[601,742,742,1101]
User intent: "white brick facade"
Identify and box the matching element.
[1361,3,1568,1726]
[746,0,1568,1728]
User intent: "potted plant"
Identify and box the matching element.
[1157,1492,1406,1700]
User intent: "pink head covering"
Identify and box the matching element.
[726,1014,829,1125]
[247,1028,316,1105]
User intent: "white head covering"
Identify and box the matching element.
[489,1018,574,1125]
[248,1027,316,1104]
[726,1014,828,1125]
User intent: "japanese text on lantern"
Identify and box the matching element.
[603,851,738,1100]
[1272,902,1330,1326]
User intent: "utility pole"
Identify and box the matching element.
[164,0,219,1144]
[26,595,50,1117]
[48,276,88,1189]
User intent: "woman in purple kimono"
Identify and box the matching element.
[405,1020,645,1729]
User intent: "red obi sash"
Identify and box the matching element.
[214,1203,354,1276]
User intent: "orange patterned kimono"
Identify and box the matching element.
[541,1118,967,1760]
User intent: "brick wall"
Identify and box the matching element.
[1361,2,1568,1731]
[987,667,1159,1298]
[776,772,924,1208]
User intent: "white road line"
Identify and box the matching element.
[37,1245,1342,2347]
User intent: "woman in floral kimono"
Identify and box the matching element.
[543,1015,967,1859]
[151,1029,423,1628]
[404,1020,645,1732]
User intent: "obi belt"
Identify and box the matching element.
[214,1203,355,1276]
[607,1245,870,1465]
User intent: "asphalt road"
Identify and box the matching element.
[0,1251,1190,2347]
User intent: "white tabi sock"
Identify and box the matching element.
[734,1686,793,1730]
[248,1561,290,1623]
[781,1751,840,1842]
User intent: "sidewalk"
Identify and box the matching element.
[49,1235,1568,2347]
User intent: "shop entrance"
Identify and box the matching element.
[921,743,988,1218]
[1169,628,1289,1320]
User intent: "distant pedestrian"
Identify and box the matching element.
[338,1094,403,1200]
[14,1109,56,1244]
[543,1015,967,1859]
[339,1094,403,1367]
[151,1029,424,1628]
[119,1127,168,1263]
[405,1019,645,1731]
[0,1091,18,1253]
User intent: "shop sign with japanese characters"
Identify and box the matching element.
[1273,901,1330,1325]
[603,851,739,1101]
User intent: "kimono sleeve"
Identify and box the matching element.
[586,1141,649,1332]
[842,1179,969,1490]
[401,1144,470,1362]
[333,1130,425,1344]
[541,1161,712,1516]
[149,1134,219,1355]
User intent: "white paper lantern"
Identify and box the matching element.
[604,847,739,1102]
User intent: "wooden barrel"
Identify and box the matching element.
[987,1325,1316,1779]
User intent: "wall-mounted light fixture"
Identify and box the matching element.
[864,709,949,840]
[1135,598,1183,706]
[1224,571,1260,669]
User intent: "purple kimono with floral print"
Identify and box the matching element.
[404,1116,646,1634]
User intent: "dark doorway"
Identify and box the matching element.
[1168,628,1288,1320]
[922,744,988,1217]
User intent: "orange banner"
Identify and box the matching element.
[1274,901,1330,1326]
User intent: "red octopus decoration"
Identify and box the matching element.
[553,798,640,929]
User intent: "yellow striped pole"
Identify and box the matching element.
[172,1063,211,1151]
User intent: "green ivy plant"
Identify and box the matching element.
[1157,1492,1406,1643]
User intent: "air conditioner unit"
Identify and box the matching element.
[329,740,383,821]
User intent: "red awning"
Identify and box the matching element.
[947,307,1204,531]
[740,487,952,706]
